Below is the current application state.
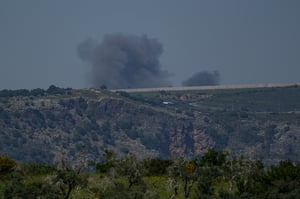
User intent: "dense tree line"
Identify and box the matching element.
[0,85,72,97]
[1,149,300,198]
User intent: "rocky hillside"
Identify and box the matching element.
[1,85,300,164]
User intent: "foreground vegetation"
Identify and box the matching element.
[1,149,300,199]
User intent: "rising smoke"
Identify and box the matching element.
[182,71,220,86]
[78,33,171,89]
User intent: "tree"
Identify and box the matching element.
[199,148,227,167]
[223,153,263,194]
[0,157,61,199]
[168,157,198,198]
[143,158,173,176]
[193,149,227,198]
[193,167,215,199]
[46,85,66,95]
[51,148,88,199]
[1,171,61,199]
[96,149,119,177]
[0,155,17,176]
[117,153,146,189]
[96,152,148,199]
[253,160,300,198]
[30,88,45,96]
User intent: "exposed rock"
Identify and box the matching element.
[1,86,300,165]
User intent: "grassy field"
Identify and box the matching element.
[123,85,300,118]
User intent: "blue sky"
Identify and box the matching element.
[0,0,300,89]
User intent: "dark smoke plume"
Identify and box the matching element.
[182,71,220,86]
[78,33,171,89]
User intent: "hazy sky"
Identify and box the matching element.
[1,0,300,89]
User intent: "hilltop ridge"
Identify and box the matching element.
[1,84,300,164]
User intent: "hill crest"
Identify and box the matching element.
[1,84,300,164]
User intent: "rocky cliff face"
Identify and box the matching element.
[1,87,300,164]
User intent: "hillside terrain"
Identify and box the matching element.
[1,85,300,164]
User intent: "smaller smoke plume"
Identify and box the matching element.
[78,33,171,89]
[182,71,220,86]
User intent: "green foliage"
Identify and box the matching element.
[21,163,56,176]
[96,150,115,174]
[167,157,199,198]
[46,85,71,95]
[233,160,300,198]
[0,89,30,97]
[53,169,87,199]
[143,158,173,176]
[117,154,145,188]
[51,149,88,199]
[95,152,152,198]
[1,171,61,199]
[0,155,17,176]
[97,180,147,199]
[1,151,300,198]
[31,88,46,96]
[193,172,214,198]
[199,148,227,167]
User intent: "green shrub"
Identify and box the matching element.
[0,156,17,176]
[21,163,56,176]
